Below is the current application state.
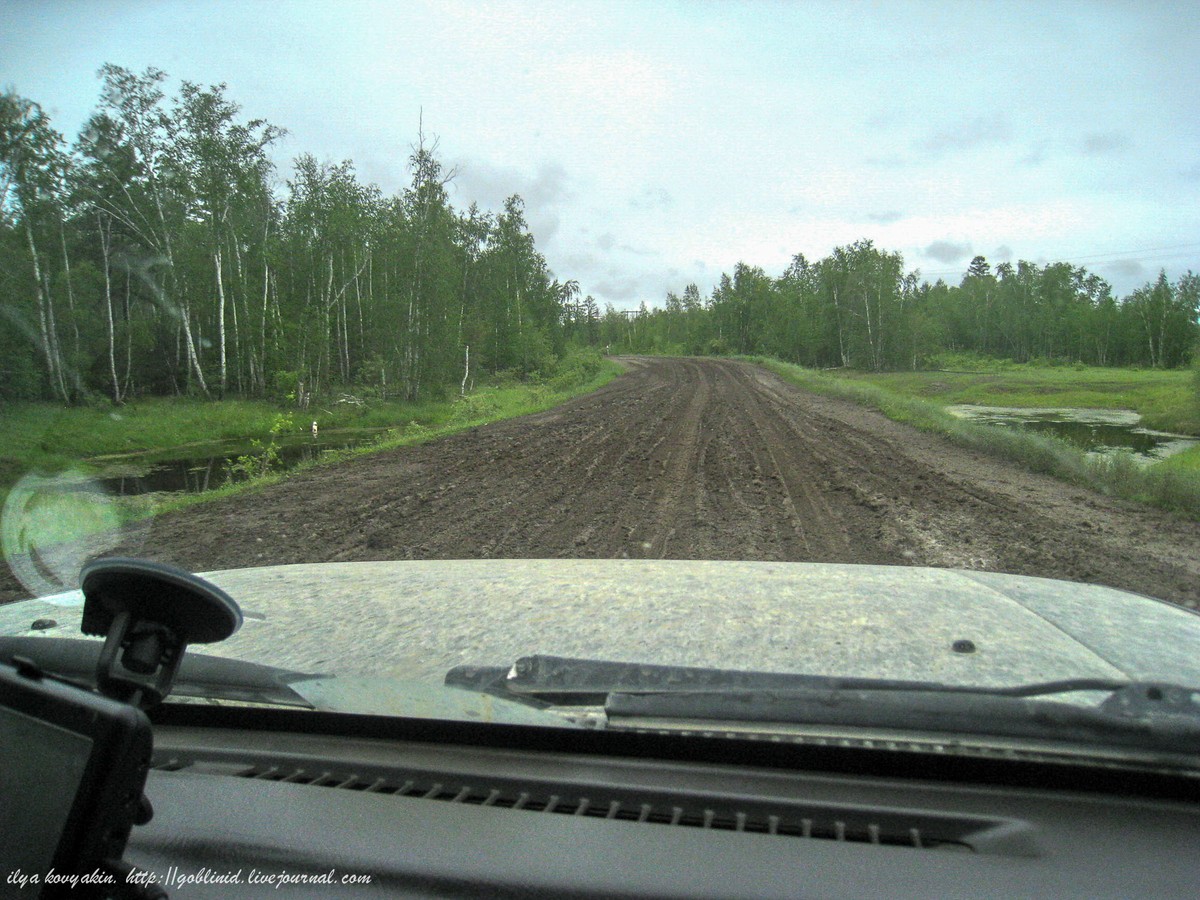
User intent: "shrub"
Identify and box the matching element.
[549,347,604,390]
[925,351,1017,372]
[226,412,293,481]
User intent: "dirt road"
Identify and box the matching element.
[4,357,1199,606]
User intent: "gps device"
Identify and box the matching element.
[0,657,153,898]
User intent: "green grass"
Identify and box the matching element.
[2,394,468,470]
[747,356,1200,520]
[830,364,1200,435]
[1155,444,1200,474]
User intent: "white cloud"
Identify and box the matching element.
[1103,259,1146,280]
[1079,132,1128,156]
[916,113,1013,157]
[924,241,973,264]
[630,186,674,210]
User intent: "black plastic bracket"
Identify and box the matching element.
[81,558,243,708]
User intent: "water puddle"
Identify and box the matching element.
[946,406,1199,462]
[92,428,392,496]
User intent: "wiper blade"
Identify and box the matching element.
[607,685,1200,756]
[446,654,1158,704]
[445,656,1200,754]
[0,636,325,708]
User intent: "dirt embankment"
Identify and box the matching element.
[3,357,1198,606]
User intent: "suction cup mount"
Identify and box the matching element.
[81,558,243,708]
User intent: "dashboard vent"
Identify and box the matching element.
[155,758,975,851]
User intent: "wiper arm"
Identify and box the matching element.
[447,654,1143,704]
[445,656,1200,754]
[608,684,1200,750]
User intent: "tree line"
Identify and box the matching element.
[599,242,1198,371]
[4,67,1196,410]
[1,67,575,404]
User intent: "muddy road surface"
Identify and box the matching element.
[3,357,1198,606]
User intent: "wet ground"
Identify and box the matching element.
[94,427,393,495]
[946,405,1199,462]
[2,357,1198,606]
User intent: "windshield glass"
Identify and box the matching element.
[1,2,1199,758]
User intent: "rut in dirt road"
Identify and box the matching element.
[3,357,1198,606]
[277,356,914,567]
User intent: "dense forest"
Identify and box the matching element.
[2,68,1197,408]
[1,66,574,404]
[608,248,1199,371]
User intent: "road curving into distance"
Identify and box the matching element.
[3,356,1198,607]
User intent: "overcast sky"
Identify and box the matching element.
[3,0,1199,309]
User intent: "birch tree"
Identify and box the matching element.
[0,90,74,400]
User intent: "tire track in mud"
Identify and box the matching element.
[3,356,1198,607]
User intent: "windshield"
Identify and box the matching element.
[1,3,1199,759]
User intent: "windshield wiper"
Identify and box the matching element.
[446,656,1200,755]
[606,684,1200,753]
[446,654,1171,704]
[0,636,325,708]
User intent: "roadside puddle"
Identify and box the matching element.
[945,406,1198,463]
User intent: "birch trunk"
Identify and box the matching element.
[215,244,228,396]
[25,222,68,401]
[98,214,122,402]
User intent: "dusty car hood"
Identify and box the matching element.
[2,560,1198,690]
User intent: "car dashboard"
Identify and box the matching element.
[119,703,1200,899]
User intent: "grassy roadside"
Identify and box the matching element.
[831,364,1200,435]
[1152,445,1200,475]
[746,356,1200,521]
[150,353,625,516]
[0,350,625,538]
[0,394,468,490]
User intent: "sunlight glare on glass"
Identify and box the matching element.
[1,471,149,598]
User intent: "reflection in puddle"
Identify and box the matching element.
[946,406,1199,462]
[94,429,391,496]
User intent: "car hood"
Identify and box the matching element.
[2,560,1198,694]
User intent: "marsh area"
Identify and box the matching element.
[946,406,1199,463]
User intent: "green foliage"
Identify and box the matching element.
[0,322,44,401]
[1193,350,1200,412]
[1156,445,1200,474]
[270,370,301,402]
[926,351,1018,371]
[548,346,604,390]
[450,389,505,424]
[516,326,558,379]
[226,412,294,481]
[227,437,280,481]
[0,68,572,409]
[616,242,1197,376]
